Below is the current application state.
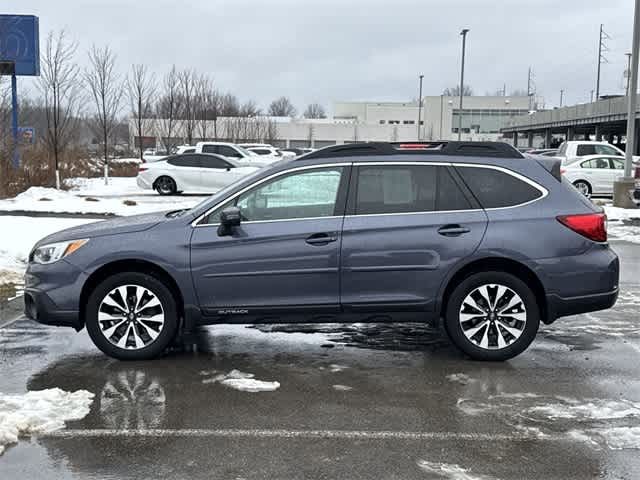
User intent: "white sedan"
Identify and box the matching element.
[137,153,259,195]
[561,154,626,197]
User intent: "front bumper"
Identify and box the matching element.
[24,259,87,330]
[24,289,81,330]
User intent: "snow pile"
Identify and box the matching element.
[600,427,640,450]
[0,388,94,455]
[0,216,94,278]
[65,177,144,196]
[332,384,353,392]
[200,369,280,392]
[417,460,494,480]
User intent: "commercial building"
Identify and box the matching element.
[130,95,531,150]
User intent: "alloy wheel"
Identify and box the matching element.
[573,181,590,197]
[98,284,165,350]
[458,283,527,350]
[157,177,174,194]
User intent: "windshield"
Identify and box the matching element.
[236,145,257,157]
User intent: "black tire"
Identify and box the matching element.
[154,176,177,195]
[444,271,540,361]
[572,180,592,197]
[86,272,179,360]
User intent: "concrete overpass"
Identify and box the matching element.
[501,96,640,153]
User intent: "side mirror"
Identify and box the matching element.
[217,206,241,236]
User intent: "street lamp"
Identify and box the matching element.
[458,28,470,141]
[417,74,424,141]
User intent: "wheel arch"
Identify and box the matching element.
[79,259,185,329]
[438,257,549,324]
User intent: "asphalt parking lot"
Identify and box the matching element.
[0,241,638,480]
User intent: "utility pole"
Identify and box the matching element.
[560,89,564,107]
[417,74,424,141]
[596,23,610,101]
[626,52,633,96]
[458,28,469,141]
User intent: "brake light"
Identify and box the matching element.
[139,166,148,172]
[557,213,607,242]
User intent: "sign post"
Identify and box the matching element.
[11,72,19,168]
[0,14,40,168]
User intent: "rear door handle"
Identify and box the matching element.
[437,225,471,237]
[306,233,338,245]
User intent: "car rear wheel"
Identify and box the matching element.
[155,176,177,195]
[444,272,540,361]
[86,272,179,360]
[573,180,592,197]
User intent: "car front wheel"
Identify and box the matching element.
[86,272,179,360]
[444,272,540,361]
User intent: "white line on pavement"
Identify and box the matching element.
[39,428,566,442]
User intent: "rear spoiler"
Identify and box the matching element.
[533,157,561,182]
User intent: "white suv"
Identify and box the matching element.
[556,141,639,163]
[192,142,273,167]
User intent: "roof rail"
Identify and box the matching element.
[299,141,524,160]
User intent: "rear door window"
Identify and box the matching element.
[576,145,597,156]
[456,166,543,208]
[218,145,243,158]
[199,155,233,169]
[354,165,471,215]
[167,155,200,167]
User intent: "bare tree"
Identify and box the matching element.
[268,96,296,117]
[442,85,473,96]
[178,69,197,144]
[195,74,218,140]
[84,44,124,184]
[156,65,182,153]
[127,64,157,160]
[219,93,240,116]
[239,99,261,117]
[303,103,326,119]
[39,30,81,188]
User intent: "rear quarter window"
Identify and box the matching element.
[456,166,543,208]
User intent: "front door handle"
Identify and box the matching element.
[306,233,338,245]
[437,224,471,237]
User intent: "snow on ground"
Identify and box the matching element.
[0,182,206,217]
[65,176,145,196]
[604,204,640,244]
[416,460,494,480]
[0,216,95,284]
[199,369,280,392]
[0,388,94,455]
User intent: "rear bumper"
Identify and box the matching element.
[136,175,153,190]
[24,288,81,330]
[546,288,618,322]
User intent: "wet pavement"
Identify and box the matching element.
[0,242,639,479]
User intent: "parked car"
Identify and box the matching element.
[136,153,259,195]
[555,141,640,163]
[561,154,627,197]
[25,141,618,361]
[190,142,275,167]
[173,145,196,155]
[142,149,168,163]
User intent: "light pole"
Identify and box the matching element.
[417,74,424,141]
[626,52,633,96]
[458,29,469,141]
[613,0,640,207]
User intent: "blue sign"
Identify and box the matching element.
[0,15,40,76]
[18,126,35,144]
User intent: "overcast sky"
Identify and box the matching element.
[10,0,636,114]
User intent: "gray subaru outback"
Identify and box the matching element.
[24,142,619,361]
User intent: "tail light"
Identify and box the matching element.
[560,167,566,174]
[557,213,607,242]
[139,166,148,172]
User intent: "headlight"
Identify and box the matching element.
[31,239,89,265]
